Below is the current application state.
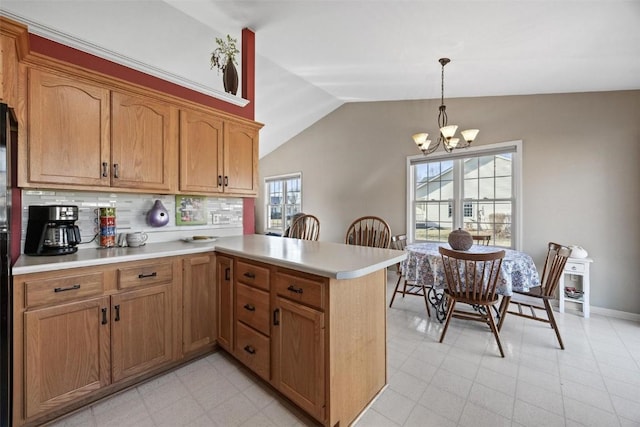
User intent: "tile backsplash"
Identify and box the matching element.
[21,190,244,251]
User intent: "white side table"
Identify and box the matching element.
[558,257,593,318]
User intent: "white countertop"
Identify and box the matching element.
[13,234,406,279]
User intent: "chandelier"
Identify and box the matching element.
[413,58,479,155]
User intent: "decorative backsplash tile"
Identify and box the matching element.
[21,190,244,250]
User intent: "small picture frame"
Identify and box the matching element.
[175,195,207,225]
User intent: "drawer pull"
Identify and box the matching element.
[54,284,81,293]
[273,308,280,325]
[243,345,256,355]
[102,162,109,178]
[101,308,108,325]
[287,285,304,294]
[138,272,158,279]
[113,163,119,179]
[243,272,256,279]
[243,304,256,312]
[114,305,120,322]
[217,175,222,186]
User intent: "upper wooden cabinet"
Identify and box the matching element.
[111,91,178,192]
[24,68,179,193]
[224,121,259,196]
[0,17,28,107]
[180,108,260,197]
[27,68,111,188]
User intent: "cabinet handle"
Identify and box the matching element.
[273,308,280,325]
[101,308,108,325]
[113,163,119,179]
[224,176,229,187]
[243,303,256,312]
[224,267,231,281]
[54,284,81,293]
[287,285,304,294]
[243,345,256,355]
[138,272,157,279]
[102,162,109,178]
[217,175,222,186]
[243,272,256,279]
[114,305,120,322]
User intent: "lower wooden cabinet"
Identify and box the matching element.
[272,296,325,421]
[182,254,216,354]
[24,296,111,419]
[111,284,173,383]
[13,255,205,426]
[216,255,233,351]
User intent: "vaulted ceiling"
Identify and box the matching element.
[2,1,639,157]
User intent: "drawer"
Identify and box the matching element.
[565,262,585,274]
[235,321,270,380]
[118,262,173,290]
[275,271,325,311]
[236,283,270,336]
[25,272,104,308]
[236,260,270,291]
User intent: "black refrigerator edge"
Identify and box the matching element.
[1,102,17,427]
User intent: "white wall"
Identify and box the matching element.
[258,90,640,315]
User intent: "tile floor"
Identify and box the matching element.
[48,270,640,427]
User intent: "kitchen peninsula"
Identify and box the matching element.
[11,235,405,427]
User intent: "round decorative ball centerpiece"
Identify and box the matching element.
[448,228,473,251]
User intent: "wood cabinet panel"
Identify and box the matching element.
[273,296,325,422]
[275,271,325,311]
[223,121,259,195]
[24,296,111,419]
[25,272,104,308]
[216,255,233,352]
[117,261,173,290]
[236,259,270,291]
[235,282,270,336]
[27,68,110,187]
[182,254,216,354]
[111,284,173,383]
[111,91,178,192]
[179,108,224,194]
[235,321,270,381]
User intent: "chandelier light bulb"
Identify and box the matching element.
[461,129,479,143]
[440,125,458,140]
[412,133,429,145]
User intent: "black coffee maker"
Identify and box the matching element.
[24,205,82,256]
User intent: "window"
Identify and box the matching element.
[407,141,522,249]
[265,173,302,235]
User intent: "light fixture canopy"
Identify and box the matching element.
[413,58,479,155]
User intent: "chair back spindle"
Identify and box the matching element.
[345,216,391,248]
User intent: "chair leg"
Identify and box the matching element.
[486,308,505,357]
[439,297,456,343]
[497,296,511,331]
[389,274,403,308]
[544,299,565,350]
[421,285,431,317]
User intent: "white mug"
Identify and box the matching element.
[126,232,148,247]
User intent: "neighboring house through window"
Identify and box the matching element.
[265,173,302,235]
[407,141,522,249]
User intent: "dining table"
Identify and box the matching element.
[401,242,540,322]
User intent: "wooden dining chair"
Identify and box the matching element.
[498,242,571,349]
[345,216,391,248]
[388,234,430,315]
[472,235,491,246]
[287,214,320,241]
[439,246,506,357]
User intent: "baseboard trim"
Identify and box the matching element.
[552,301,640,322]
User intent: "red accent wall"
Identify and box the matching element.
[25,28,258,236]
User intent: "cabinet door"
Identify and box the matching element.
[183,254,216,354]
[273,297,325,422]
[179,109,224,194]
[111,284,173,383]
[24,296,111,419]
[111,91,178,192]
[28,68,110,187]
[216,255,233,351]
[223,121,258,195]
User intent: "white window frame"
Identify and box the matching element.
[264,172,302,235]
[406,140,523,250]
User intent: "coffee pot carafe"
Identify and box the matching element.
[25,205,81,256]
